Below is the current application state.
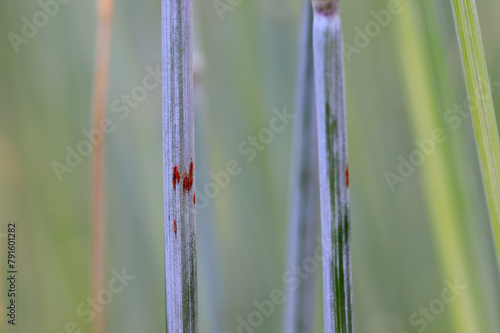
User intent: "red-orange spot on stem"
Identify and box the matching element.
[172,166,181,190]
[193,193,196,205]
[183,161,194,194]
[174,220,177,235]
[346,165,349,188]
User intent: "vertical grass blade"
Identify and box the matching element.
[162,0,198,331]
[395,5,486,332]
[311,1,353,332]
[90,0,114,332]
[283,1,320,332]
[450,0,500,264]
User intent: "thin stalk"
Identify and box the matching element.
[311,1,353,332]
[283,1,320,332]
[449,0,500,267]
[90,0,114,332]
[162,0,197,331]
[395,5,485,332]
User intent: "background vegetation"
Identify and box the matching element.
[0,0,500,332]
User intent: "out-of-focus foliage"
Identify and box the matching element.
[0,0,499,332]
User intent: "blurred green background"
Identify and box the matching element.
[1,0,500,332]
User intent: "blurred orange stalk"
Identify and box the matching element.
[90,0,114,332]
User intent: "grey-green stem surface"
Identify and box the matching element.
[311,1,353,332]
[283,1,320,332]
[162,0,198,331]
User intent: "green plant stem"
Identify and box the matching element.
[396,6,485,332]
[311,1,353,332]
[283,1,320,332]
[450,0,500,267]
[162,0,197,331]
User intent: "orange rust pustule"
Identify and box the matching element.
[193,194,196,205]
[183,161,194,194]
[172,166,181,190]
[346,165,349,188]
[174,220,177,235]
